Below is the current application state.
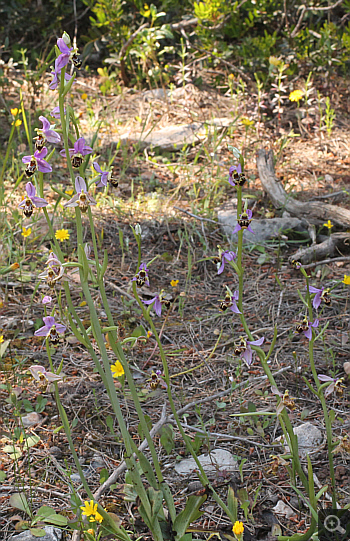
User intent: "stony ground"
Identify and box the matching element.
[1,70,350,540]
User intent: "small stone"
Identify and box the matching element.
[21,412,43,428]
[90,453,105,469]
[218,210,308,244]
[174,448,238,476]
[10,526,62,541]
[343,362,350,376]
[276,422,323,458]
[272,500,294,519]
[187,481,203,492]
[48,446,62,459]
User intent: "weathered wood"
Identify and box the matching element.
[256,149,350,228]
[290,232,350,265]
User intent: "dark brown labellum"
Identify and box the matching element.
[23,200,34,217]
[71,155,83,168]
[136,277,145,287]
[109,177,119,188]
[72,54,82,68]
[25,159,37,177]
[34,135,45,152]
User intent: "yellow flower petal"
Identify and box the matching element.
[10,108,19,116]
[343,275,350,285]
[289,89,304,102]
[111,360,124,378]
[232,521,244,536]
[55,229,70,241]
[81,93,88,101]
[170,279,179,287]
[0,335,4,344]
[323,220,333,229]
[22,227,32,238]
[80,500,98,517]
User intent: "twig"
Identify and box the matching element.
[119,23,150,60]
[1,485,70,500]
[291,0,344,38]
[302,255,350,269]
[177,422,280,448]
[105,280,134,300]
[93,403,168,500]
[168,365,292,419]
[174,206,218,224]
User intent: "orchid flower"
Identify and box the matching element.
[29,365,63,382]
[234,336,264,366]
[49,57,73,90]
[143,294,162,317]
[63,176,96,213]
[34,116,61,151]
[18,182,48,217]
[51,106,65,119]
[217,250,236,274]
[93,162,117,187]
[38,252,66,288]
[233,209,254,234]
[56,37,81,70]
[133,263,150,287]
[219,290,241,314]
[22,148,52,177]
[308,286,331,309]
[60,137,93,168]
[34,316,66,344]
[295,317,319,340]
[318,374,345,397]
[228,163,246,187]
[147,370,167,390]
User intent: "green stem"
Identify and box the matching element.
[0,124,16,184]
[132,283,237,524]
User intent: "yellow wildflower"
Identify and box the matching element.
[87,529,95,536]
[111,360,124,378]
[170,279,179,287]
[12,119,22,127]
[323,220,333,229]
[147,330,152,338]
[93,511,103,523]
[269,56,282,67]
[80,500,98,519]
[65,189,74,196]
[228,74,234,80]
[10,108,20,116]
[0,336,4,344]
[232,521,244,536]
[343,275,350,285]
[289,89,303,102]
[241,117,254,127]
[10,262,20,270]
[81,93,88,101]
[22,226,32,238]
[55,229,70,242]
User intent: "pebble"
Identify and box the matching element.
[10,526,62,541]
[21,412,43,428]
[174,448,238,476]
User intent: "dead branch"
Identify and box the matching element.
[290,232,350,265]
[291,0,345,38]
[256,148,350,228]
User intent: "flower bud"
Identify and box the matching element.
[62,32,71,45]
